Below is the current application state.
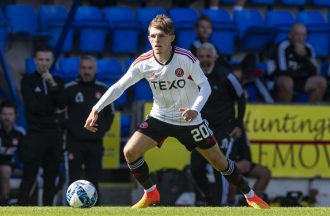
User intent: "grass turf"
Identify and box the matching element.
[0,207,329,216]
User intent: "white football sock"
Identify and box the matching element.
[244,190,255,198]
[145,185,156,192]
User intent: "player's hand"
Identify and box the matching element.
[179,108,198,122]
[42,71,57,87]
[84,108,99,132]
[294,43,307,57]
[229,126,242,140]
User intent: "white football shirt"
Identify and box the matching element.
[94,46,209,126]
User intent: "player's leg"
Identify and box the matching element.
[227,160,251,206]
[0,165,12,203]
[304,76,327,102]
[236,160,252,174]
[124,131,158,188]
[42,130,62,206]
[196,145,248,191]
[18,132,44,206]
[176,120,268,208]
[191,136,232,206]
[276,75,294,102]
[43,156,61,206]
[247,163,271,193]
[124,116,168,194]
[190,150,212,205]
[67,137,83,185]
[84,142,103,198]
[124,132,160,208]
[197,144,269,209]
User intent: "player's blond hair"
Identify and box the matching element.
[148,14,175,35]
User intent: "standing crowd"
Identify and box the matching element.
[0,46,115,206]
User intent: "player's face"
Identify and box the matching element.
[197,48,216,74]
[196,20,212,41]
[34,51,53,74]
[148,27,175,55]
[0,107,16,129]
[79,59,97,82]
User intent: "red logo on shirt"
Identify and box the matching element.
[139,122,149,129]
[150,73,158,80]
[175,68,184,77]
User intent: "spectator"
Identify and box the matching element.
[63,55,114,198]
[234,55,274,103]
[190,42,247,206]
[18,46,65,206]
[190,15,229,69]
[190,16,213,56]
[0,101,25,205]
[190,16,258,77]
[228,133,271,205]
[273,23,327,102]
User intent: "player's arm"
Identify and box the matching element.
[301,45,317,76]
[181,60,211,121]
[180,80,211,121]
[85,66,143,132]
[191,80,211,113]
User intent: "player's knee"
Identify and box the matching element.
[123,146,138,162]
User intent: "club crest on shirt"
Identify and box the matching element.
[150,72,158,80]
[95,92,102,99]
[34,86,42,93]
[175,68,184,77]
[75,92,84,103]
[139,122,149,129]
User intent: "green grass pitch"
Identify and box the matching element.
[0,207,329,216]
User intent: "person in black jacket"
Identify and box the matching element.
[0,101,25,205]
[190,42,247,206]
[190,16,256,82]
[190,15,229,69]
[191,43,272,206]
[274,23,327,102]
[18,46,65,206]
[63,55,114,196]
